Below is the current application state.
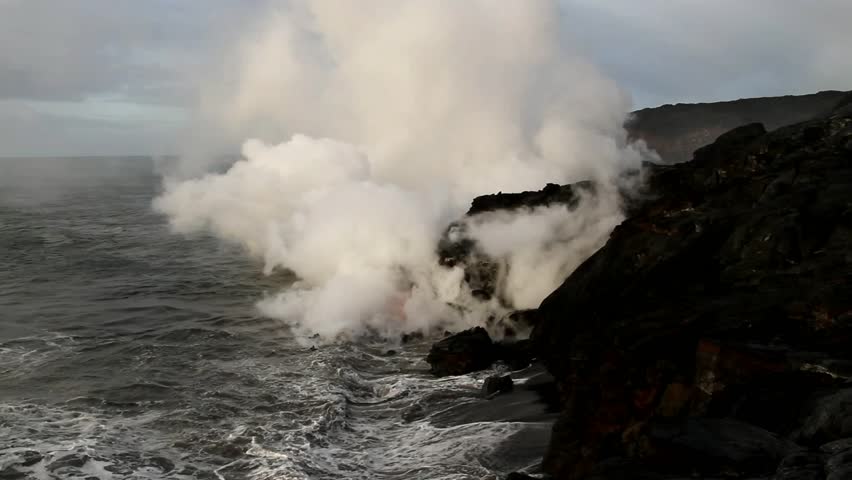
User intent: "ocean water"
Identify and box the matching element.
[0,157,553,480]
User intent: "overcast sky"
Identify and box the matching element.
[0,0,850,157]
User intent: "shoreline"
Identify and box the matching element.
[423,94,852,479]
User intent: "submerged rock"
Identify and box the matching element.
[46,454,90,471]
[483,374,514,397]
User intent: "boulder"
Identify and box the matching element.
[426,327,495,376]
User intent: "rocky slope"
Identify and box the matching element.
[530,95,852,478]
[627,90,849,164]
[427,93,852,479]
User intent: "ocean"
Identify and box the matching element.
[0,157,552,480]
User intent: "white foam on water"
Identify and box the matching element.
[222,347,533,479]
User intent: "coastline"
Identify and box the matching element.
[424,93,852,479]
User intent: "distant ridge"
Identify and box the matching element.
[626,90,850,163]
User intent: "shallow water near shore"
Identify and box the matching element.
[0,157,553,479]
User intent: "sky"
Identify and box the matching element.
[0,0,850,157]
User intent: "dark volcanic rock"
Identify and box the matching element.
[436,221,501,301]
[437,181,605,304]
[773,451,825,480]
[426,327,495,376]
[627,90,850,163]
[483,374,514,397]
[637,418,795,476]
[493,338,535,371]
[468,181,595,216]
[694,340,838,433]
[533,107,852,478]
[797,388,852,445]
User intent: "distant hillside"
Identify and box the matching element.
[626,90,850,163]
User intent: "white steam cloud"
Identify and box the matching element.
[155,0,646,341]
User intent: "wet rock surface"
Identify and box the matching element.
[483,374,514,397]
[426,327,496,377]
[468,181,596,216]
[529,100,852,477]
[426,328,538,377]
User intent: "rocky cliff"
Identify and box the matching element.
[530,95,852,478]
[627,90,849,164]
[426,93,852,478]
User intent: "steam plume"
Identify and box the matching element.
[155,0,646,341]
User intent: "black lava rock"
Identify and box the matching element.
[493,339,535,371]
[532,107,852,478]
[426,327,495,377]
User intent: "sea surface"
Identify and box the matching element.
[0,157,553,480]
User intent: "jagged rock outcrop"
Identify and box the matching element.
[531,98,852,478]
[426,327,536,377]
[436,182,601,304]
[467,182,597,216]
[427,327,496,377]
[626,90,850,163]
[437,221,501,302]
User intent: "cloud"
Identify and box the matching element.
[561,0,852,106]
[0,0,241,104]
[0,0,851,155]
[0,0,253,155]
